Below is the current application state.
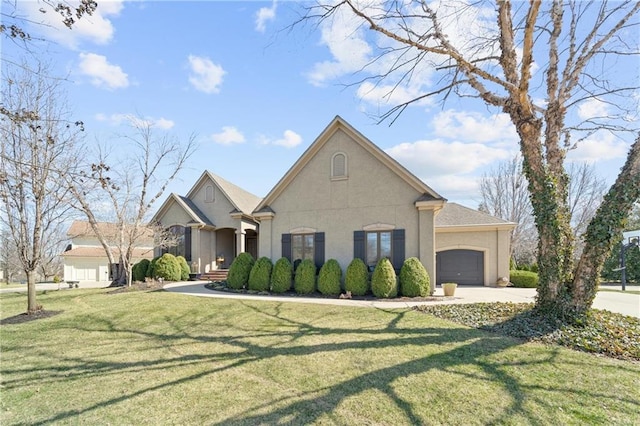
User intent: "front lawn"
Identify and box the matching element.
[1,289,639,425]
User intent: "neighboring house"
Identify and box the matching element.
[62,221,154,284]
[152,116,516,286]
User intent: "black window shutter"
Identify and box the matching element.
[353,231,365,261]
[392,229,405,271]
[282,233,292,262]
[184,227,192,262]
[314,232,325,270]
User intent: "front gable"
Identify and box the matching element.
[255,116,444,214]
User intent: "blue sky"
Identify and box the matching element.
[4,1,637,209]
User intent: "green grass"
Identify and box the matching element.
[1,289,639,425]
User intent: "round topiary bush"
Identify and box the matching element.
[154,253,181,281]
[248,257,273,291]
[345,258,369,296]
[399,257,430,297]
[510,270,539,288]
[271,257,293,293]
[146,256,160,279]
[294,259,316,294]
[176,256,190,281]
[227,252,255,290]
[371,258,398,298]
[132,259,150,282]
[318,259,342,295]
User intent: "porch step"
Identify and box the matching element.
[200,269,229,282]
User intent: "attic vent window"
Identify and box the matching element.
[205,185,215,202]
[331,152,347,180]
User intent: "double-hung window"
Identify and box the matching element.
[366,231,392,267]
[292,233,315,262]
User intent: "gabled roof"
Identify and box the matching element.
[187,171,262,216]
[254,116,444,213]
[67,220,154,242]
[151,193,215,227]
[436,203,516,228]
[62,246,154,259]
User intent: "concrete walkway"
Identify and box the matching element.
[163,282,640,318]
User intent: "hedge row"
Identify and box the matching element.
[131,253,191,282]
[510,270,539,288]
[225,254,431,298]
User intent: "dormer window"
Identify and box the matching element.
[331,152,347,179]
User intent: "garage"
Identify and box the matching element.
[436,249,484,285]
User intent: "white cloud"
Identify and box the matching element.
[95,113,174,129]
[386,139,510,176]
[567,131,628,163]
[259,130,303,148]
[188,55,226,94]
[78,53,129,90]
[211,126,245,145]
[19,0,123,49]
[433,110,518,145]
[255,1,277,33]
[307,1,499,108]
[577,98,610,121]
[306,5,373,87]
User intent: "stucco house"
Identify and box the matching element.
[62,221,154,284]
[152,116,515,287]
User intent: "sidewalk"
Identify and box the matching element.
[163,282,640,318]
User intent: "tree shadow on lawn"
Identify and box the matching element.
[4,301,637,425]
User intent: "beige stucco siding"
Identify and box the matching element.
[190,179,238,229]
[160,202,192,227]
[435,228,512,286]
[267,129,422,271]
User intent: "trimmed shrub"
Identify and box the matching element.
[399,257,430,297]
[294,259,316,294]
[176,256,190,281]
[227,252,255,290]
[154,253,181,281]
[510,270,539,288]
[318,259,342,296]
[248,257,273,291]
[271,257,293,293]
[146,256,160,279]
[345,258,369,296]
[371,258,398,298]
[132,259,150,282]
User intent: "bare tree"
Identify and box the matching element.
[480,156,607,264]
[0,227,22,284]
[303,1,640,318]
[37,222,67,281]
[67,117,196,286]
[479,156,536,265]
[0,61,82,313]
[1,0,98,41]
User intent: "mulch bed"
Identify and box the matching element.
[0,309,63,325]
[204,282,443,302]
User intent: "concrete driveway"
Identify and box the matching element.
[163,282,640,318]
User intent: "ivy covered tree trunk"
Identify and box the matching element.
[570,135,640,314]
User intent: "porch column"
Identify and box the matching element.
[254,211,274,260]
[236,229,246,255]
[418,208,436,287]
[415,199,445,295]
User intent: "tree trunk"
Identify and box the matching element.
[510,109,574,314]
[571,134,640,315]
[26,270,38,314]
